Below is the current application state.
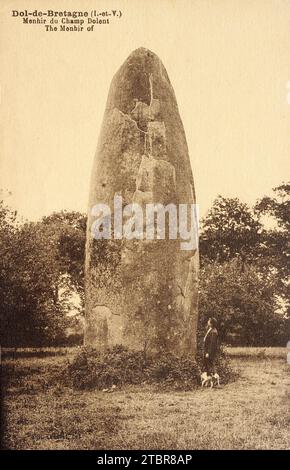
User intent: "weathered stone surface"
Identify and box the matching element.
[85,48,198,358]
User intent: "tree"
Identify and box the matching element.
[254,183,290,314]
[42,211,87,305]
[200,196,262,266]
[1,220,67,346]
[198,259,289,346]
[255,183,290,230]
[0,198,20,346]
[0,200,87,347]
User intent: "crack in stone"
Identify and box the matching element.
[117,108,148,135]
[115,74,177,207]
[115,73,165,155]
[129,74,154,115]
[177,284,186,298]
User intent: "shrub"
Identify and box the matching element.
[61,345,234,391]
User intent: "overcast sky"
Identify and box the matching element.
[1,0,289,220]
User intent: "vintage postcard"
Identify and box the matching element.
[0,0,289,454]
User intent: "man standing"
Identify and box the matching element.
[203,317,219,374]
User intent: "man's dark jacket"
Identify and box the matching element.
[204,327,219,360]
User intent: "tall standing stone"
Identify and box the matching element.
[85,48,198,358]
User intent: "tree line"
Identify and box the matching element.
[0,183,289,347]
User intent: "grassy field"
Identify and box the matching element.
[1,348,289,450]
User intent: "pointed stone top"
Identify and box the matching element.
[125,47,161,64]
[109,48,171,114]
[129,47,157,56]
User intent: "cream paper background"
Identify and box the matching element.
[0,0,289,220]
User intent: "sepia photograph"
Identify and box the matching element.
[0,0,289,455]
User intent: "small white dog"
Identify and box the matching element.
[201,372,220,388]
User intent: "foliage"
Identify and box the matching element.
[61,345,233,391]
[200,196,262,265]
[42,211,86,301]
[1,219,66,345]
[199,188,290,346]
[198,259,289,346]
[255,183,290,229]
[0,203,86,347]
[254,183,290,312]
